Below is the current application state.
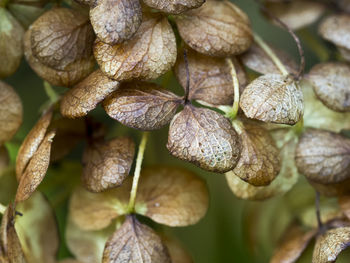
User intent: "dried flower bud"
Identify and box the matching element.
[0,8,24,78]
[307,62,350,112]
[103,82,182,130]
[94,14,176,81]
[175,0,252,57]
[60,70,119,118]
[0,81,23,145]
[240,74,303,125]
[143,0,203,14]
[103,216,171,263]
[90,0,142,45]
[167,105,241,173]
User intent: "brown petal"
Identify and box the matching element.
[94,14,177,81]
[240,74,303,125]
[60,70,119,118]
[102,215,171,263]
[265,1,325,31]
[270,225,316,263]
[174,48,247,106]
[16,110,53,180]
[175,0,252,57]
[295,129,350,184]
[15,192,59,263]
[167,105,241,173]
[307,62,350,112]
[82,137,135,192]
[90,0,142,45]
[30,8,94,70]
[135,166,209,227]
[103,82,181,130]
[163,236,192,263]
[143,0,203,14]
[240,42,297,75]
[15,131,55,202]
[0,8,24,78]
[230,120,281,186]
[0,81,23,145]
[312,227,350,263]
[24,28,95,87]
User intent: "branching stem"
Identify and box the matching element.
[127,132,149,213]
[225,58,240,120]
[0,203,6,214]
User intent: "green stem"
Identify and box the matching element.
[0,203,6,214]
[253,32,289,76]
[43,81,59,103]
[127,132,149,213]
[225,58,240,120]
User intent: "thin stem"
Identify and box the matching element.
[225,58,240,120]
[183,49,190,103]
[43,81,59,103]
[127,132,149,213]
[253,33,289,76]
[0,203,6,214]
[315,191,323,230]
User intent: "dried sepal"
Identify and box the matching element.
[0,81,23,145]
[265,1,325,30]
[15,131,55,202]
[102,215,171,263]
[15,192,59,263]
[94,14,176,81]
[307,62,350,112]
[0,8,24,78]
[82,137,135,192]
[167,105,241,173]
[295,129,350,185]
[312,227,350,263]
[90,0,142,45]
[240,42,297,75]
[174,48,247,106]
[175,0,252,57]
[230,120,281,186]
[240,74,303,125]
[60,70,119,118]
[16,110,53,180]
[30,8,94,70]
[143,0,203,14]
[103,82,182,130]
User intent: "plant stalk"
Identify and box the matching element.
[225,58,240,120]
[127,132,149,213]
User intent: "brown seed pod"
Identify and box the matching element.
[30,8,94,71]
[82,137,135,192]
[60,70,120,118]
[174,48,247,106]
[295,129,350,185]
[240,42,297,75]
[90,0,142,45]
[103,82,182,130]
[103,215,171,263]
[0,81,23,145]
[94,13,176,81]
[175,0,252,57]
[265,0,325,30]
[0,8,24,78]
[143,0,203,14]
[307,62,350,112]
[240,74,303,125]
[230,120,281,186]
[167,105,241,173]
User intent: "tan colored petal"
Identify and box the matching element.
[82,137,135,192]
[307,62,350,112]
[0,81,23,145]
[143,0,203,14]
[295,129,350,184]
[163,236,192,263]
[16,110,52,180]
[15,131,55,202]
[90,0,142,45]
[94,14,176,81]
[102,215,171,263]
[240,74,303,125]
[103,81,181,130]
[312,227,350,263]
[60,70,119,118]
[175,0,252,57]
[167,105,241,173]
[0,8,24,78]
[15,192,59,263]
